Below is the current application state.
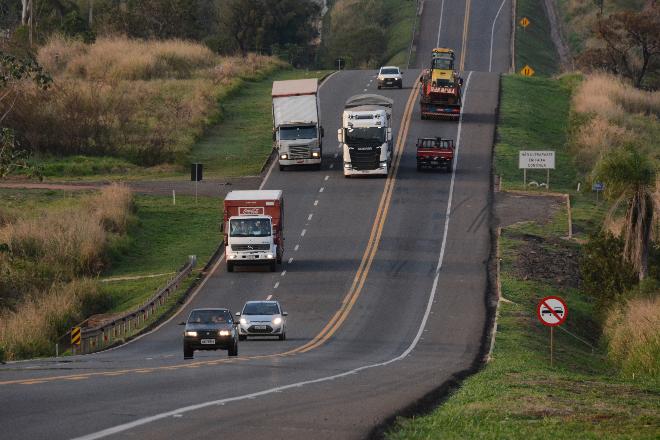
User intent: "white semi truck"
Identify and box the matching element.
[338,94,393,177]
[272,79,323,171]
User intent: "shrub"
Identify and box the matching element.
[605,295,660,378]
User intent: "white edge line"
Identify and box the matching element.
[489,0,507,72]
[70,72,475,440]
[436,0,446,47]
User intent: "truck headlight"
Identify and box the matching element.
[228,254,235,259]
[185,331,197,337]
[267,253,274,259]
[218,330,231,337]
[280,154,288,160]
[380,161,387,167]
[312,151,320,158]
[344,163,352,169]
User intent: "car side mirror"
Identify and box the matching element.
[282,312,288,316]
[235,312,241,317]
[178,321,186,325]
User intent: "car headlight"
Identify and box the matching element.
[218,330,231,337]
[280,154,288,160]
[272,317,282,326]
[240,318,247,325]
[312,151,320,158]
[185,331,197,337]
[344,163,352,169]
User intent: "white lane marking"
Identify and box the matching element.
[329,164,334,169]
[436,0,446,47]
[172,414,182,418]
[294,244,300,251]
[266,294,273,300]
[281,270,286,277]
[489,0,508,72]
[69,72,475,440]
[274,282,280,289]
[363,88,367,92]
[308,213,313,221]
[259,159,277,190]
[301,229,306,237]
[319,187,324,193]
[324,175,329,181]
[288,258,293,264]
[314,200,319,206]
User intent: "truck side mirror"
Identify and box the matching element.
[386,128,392,139]
[337,128,343,143]
[272,130,276,142]
[220,222,225,232]
[321,126,325,138]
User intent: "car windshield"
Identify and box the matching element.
[432,58,453,70]
[280,125,317,140]
[243,302,280,315]
[380,68,399,75]
[230,218,271,237]
[188,310,232,324]
[346,127,385,143]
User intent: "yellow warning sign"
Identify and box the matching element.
[520,65,535,76]
[519,17,530,28]
[71,327,81,346]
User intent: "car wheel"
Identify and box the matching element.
[184,345,193,359]
[228,341,238,357]
[279,332,286,341]
[227,262,234,273]
[239,335,246,341]
[269,261,277,272]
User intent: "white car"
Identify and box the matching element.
[236,300,287,340]
[377,66,403,89]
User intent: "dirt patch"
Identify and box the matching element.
[510,232,580,288]
[495,192,565,228]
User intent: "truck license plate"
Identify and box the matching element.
[201,339,215,345]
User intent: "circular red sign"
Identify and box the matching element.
[536,296,568,327]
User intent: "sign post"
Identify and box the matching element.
[519,150,555,189]
[592,181,605,202]
[536,296,568,366]
[191,163,203,203]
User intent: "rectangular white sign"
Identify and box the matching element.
[519,151,555,169]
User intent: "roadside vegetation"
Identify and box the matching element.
[515,0,560,75]
[320,0,417,68]
[0,188,221,361]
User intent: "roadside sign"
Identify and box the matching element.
[536,296,568,327]
[520,65,535,76]
[592,182,605,191]
[519,150,555,169]
[71,327,81,346]
[519,17,531,28]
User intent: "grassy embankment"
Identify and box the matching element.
[4,36,286,180]
[515,0,560,75]
[388,1,659,437]
[382,0,418,67]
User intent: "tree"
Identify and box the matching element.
[594,145,657,280]
[579,4,660,87]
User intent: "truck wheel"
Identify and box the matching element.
[377,85,381,89]
[279,165,285,171]
[269,261,277,272]
[227,262,234,273]
[398,84,403,89]
[417,164,422,171]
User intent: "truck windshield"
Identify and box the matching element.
[432,58,453,70]
[346,127,385,143]
[230,218,272,237]
[280,125,317,140]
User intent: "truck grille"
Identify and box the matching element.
[349,145,381,170]
[232,244,270,251]
[288,144,310,159]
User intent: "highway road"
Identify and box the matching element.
[0,1,511,438]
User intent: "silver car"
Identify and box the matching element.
[236,300,287,340]
[377,66,403,89]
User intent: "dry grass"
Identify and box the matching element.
[571,73,660,171]
[0,279,99,360]
[605,295,660,378]
[86,183,134,233]
[1,37,283,166]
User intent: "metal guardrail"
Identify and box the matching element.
[60,256,197,355]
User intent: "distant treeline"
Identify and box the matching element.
[4,0,322,66]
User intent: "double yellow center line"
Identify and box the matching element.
[459,0,472,71]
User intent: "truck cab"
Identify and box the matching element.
[338,94,393,177]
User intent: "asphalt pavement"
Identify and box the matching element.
[0,1,511,438]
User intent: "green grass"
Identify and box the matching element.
[388,214,660,440]
[383,0,418,67]
[496,75,578,193]
[189,69,331,178]
[516,0,560,76]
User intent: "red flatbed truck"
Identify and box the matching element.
[416,137,455,171]
[223,190,284,272]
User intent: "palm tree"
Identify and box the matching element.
[594,145,656,280]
